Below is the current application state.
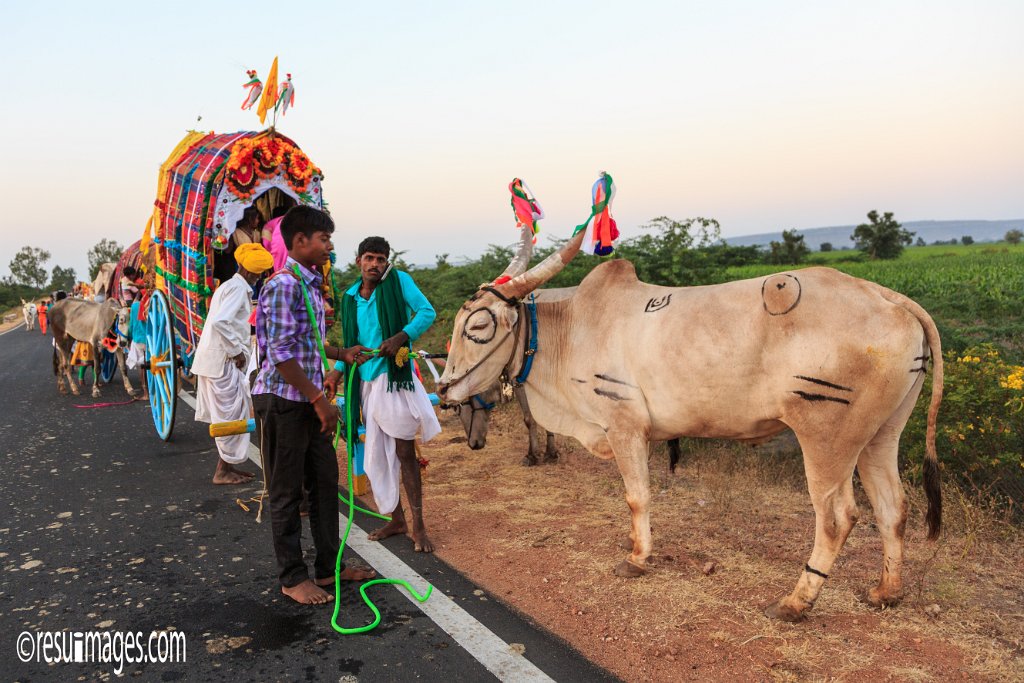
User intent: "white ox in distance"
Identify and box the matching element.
[437,223,943,622]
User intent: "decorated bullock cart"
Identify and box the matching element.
[140,129,327,439]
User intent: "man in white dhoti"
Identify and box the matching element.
[193,243,273,484]
[327,236,441,552]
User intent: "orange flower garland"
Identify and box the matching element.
[225,137,321,199]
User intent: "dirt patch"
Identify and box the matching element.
[340,404,1024,682]
[1,311,26,333]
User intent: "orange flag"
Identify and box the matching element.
[257,57,279,125]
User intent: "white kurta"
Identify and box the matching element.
[191,274,252,378]
[361,374,442,514]
[192,274,254,464]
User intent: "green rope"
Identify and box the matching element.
[291,264,432,633]
[331,363,432,634]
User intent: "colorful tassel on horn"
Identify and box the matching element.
[575,171,619,256]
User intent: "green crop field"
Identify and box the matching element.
[725,244,1024,361]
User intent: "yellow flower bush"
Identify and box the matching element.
[904,344,1023,499]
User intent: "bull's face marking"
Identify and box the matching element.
[762,274,802,316]
[645,294,671,313]
[440,290,522,404]
[463,308,497,344]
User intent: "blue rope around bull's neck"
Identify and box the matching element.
[472,395,496,410]
[514,293,538,386]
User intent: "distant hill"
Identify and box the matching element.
[724,219,1024,251]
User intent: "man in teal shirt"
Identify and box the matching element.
[328,236,441,553]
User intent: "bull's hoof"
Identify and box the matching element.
[863,587,902,609]
[613,559,646,578]
[764,599,807,623]
[542,451,559,464]
[617,536,634,551]
[520,455,539,467]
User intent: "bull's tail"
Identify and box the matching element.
[871,283,943,540]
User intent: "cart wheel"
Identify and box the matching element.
[145,290,178,441]
[100,348,118,383]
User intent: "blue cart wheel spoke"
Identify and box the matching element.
[145,290,178,441]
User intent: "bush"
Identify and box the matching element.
[903,344,1024,510]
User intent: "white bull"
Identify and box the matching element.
[438,224,943,622]
[49,298,135,399]
[22,299,37,330]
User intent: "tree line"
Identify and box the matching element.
[0,239,124,311]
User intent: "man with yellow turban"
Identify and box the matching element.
[194,243,274,484]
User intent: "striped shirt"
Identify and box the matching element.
[252,257,325,402]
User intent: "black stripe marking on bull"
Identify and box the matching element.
[595,374,637,388]
[594,388,630,401]
[645,294,672,313]
[794,375,853,392]
[792,391,850,405]
[805,563,829,579]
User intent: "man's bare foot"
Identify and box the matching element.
[228,464,255,478]
[281,580,333,605]
[314,565,377,586]
[367,519,407,541]
[212,470,248,485]
[412,529,434,553]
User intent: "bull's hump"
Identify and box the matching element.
[581,259,639,289]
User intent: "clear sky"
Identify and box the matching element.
[1,0,1021,280]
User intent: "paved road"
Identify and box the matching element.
[0,323,617,682]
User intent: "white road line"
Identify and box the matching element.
[0,321,26,337]
[177,389,555,683]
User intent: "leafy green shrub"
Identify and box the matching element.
[903,344,1024,510]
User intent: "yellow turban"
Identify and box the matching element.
[235,243,274,274]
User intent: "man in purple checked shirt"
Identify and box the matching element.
[252,206,376,606]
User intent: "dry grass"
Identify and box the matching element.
[348,400,1024,682]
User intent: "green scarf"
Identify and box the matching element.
[340,272,413,428]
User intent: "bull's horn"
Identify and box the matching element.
[494,222,536,283]
[497,227,586,300]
